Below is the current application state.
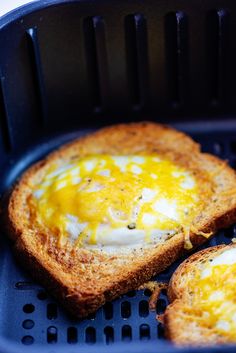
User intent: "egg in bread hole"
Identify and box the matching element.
[29,154,210,253]
[184,247,236,339]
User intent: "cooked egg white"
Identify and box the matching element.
[189,248,236,339]
[31,154,200,250]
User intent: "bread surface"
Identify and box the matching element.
[4,122,236,318]
[164,243,236,345]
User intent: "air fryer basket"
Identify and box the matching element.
[0,1,236,352]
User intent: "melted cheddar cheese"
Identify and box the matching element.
[188,248,236,339]
[30,154,201,248]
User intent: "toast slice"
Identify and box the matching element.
[4,122,236,318]
[164,243,236,345]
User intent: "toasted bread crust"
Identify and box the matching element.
[4,122,236,318]
[164,244,236,345]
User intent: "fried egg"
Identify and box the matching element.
[31,154,200,251]
[189,247,236,339]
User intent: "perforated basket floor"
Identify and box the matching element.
[0,122,236,353]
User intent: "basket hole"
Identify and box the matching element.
[126,290,136,297]
[139,300,149,317]
[37,290,48,300]
[140,324,150,340]
[144,289,152,297]
[162,287,167,295]
[156,299,167,314]
[224,225,235,238]
[22,320,34,329]
[47,303,57,320]
[122,325,132,341]
[214,142,224,155]
[22,335,34,345]
[67,327,78,344]
[157,323,165,338]
[230,159,236,169]
[121,301,131,318]
[85,327,96,344]
[23,304,35,314]
[104,326,114,344]
[230,141,236,154]
[47,326,57,343]
[103,302,113,320]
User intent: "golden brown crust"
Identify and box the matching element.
[3,122,236,318]
[167,245,227,303]
[164,244,236,345]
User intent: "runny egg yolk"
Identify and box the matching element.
[31,155,200,246]
[187,248,236,339]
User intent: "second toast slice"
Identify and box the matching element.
[164,243,236,345]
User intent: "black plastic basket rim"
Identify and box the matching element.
[0,0,147,30]
[2,334,236,353]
